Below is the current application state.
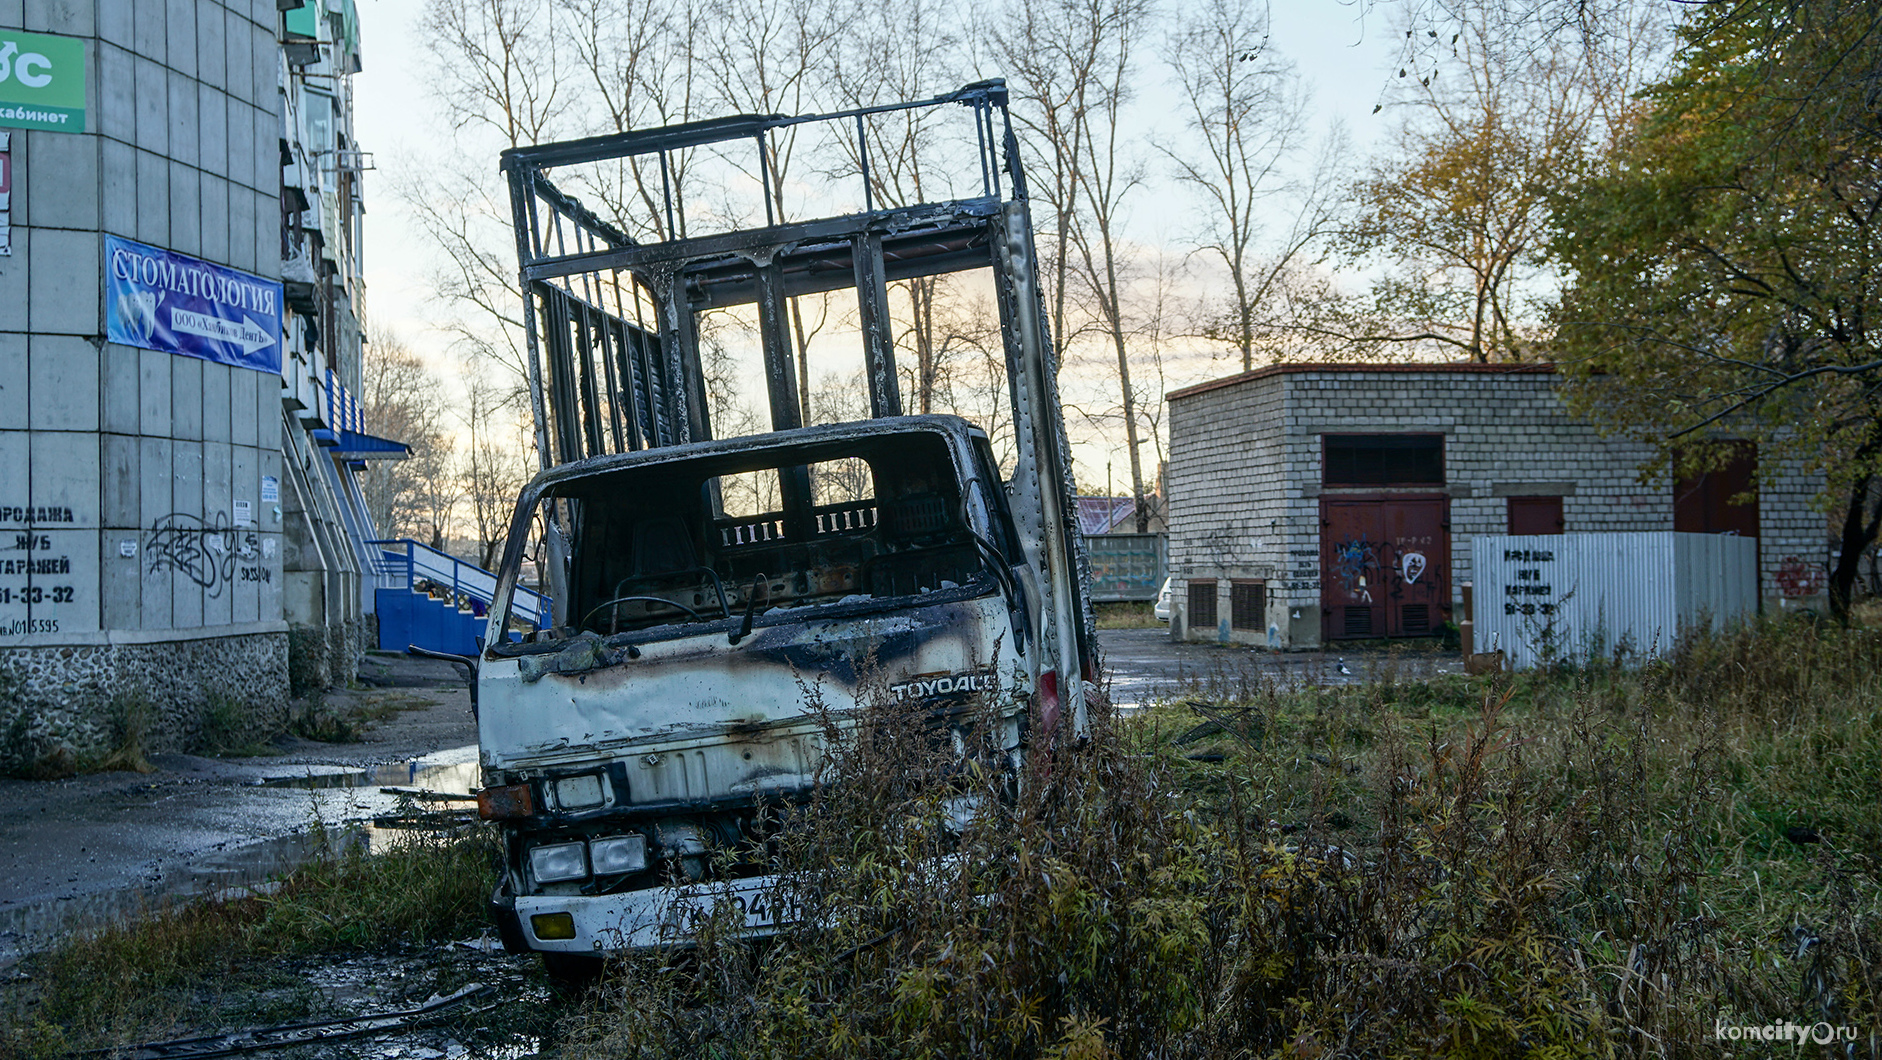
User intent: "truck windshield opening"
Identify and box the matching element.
[507,430,1002,645]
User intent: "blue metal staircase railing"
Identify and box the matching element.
[368,539,552,655]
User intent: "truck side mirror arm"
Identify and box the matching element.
[406,645,480,716]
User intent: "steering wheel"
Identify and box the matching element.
[610,568,733,622]
[580,595,702,633]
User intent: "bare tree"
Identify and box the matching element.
[457,368,534,568]
[696,0,842,422]
[1163,0,1343,370]
[402,0,575,395]
[412,439,460,552]
[989,0,1097,369]
[559,0,715,240]
[694,309,770,441]
[1068,1,1152,531]
[832,0,971,414]
[360,330,452,542]
[992,0,1157,529]
[421,0,568,145]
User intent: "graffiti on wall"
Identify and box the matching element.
[1776,555,1825,598]
[1332,537,1379,603]
[145,512,270,597]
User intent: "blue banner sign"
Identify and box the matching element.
[105,235,283,374]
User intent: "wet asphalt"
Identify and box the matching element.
[0,631,1465,958]
[1099,625,1466,709]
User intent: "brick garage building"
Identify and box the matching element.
[1164,364,1825,649]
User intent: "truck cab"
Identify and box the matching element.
[478,416,1040,955]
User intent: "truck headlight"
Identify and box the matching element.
[529,841,588,883]
[590,834,648,875]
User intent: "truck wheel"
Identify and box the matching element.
[489,887,530,954]
[541,951,605,997]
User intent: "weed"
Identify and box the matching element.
[1094,601,1162,629]
[287,693,362,744]
[282,690,430,744]
[0,668,71,780]
[90,692,155,774]
[197,693,245,751]
[13,618,1881,1058]
[352,689,435,724]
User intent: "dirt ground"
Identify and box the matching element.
[1099,626,1465,708]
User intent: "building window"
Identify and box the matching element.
[1187,580,1217,630]
[1229,581,1265,630]
[1323,434,1444,487]
[1507,496,1564,535]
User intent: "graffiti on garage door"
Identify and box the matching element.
[1320,496,1450,640]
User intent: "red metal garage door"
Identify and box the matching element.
[1321,496,1451,640]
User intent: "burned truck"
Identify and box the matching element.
[471,82,1094,975]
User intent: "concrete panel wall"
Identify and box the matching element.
[0,0,363,756]
[0,0,289,654]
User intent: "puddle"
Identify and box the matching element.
[255,746,482,798]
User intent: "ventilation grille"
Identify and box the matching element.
[1343,608,1372,636]
[1188,581,1217,629]
[1400,603,1430,634]
[1230,582,1265,631]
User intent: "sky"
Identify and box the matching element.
[346,0,1411,489]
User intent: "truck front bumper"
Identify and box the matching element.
[501,875,796,953]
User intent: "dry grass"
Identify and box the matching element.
[1095,601,1166,629]
[563,616,1882,1058]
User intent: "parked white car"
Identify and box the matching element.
[1153,576,1173,622]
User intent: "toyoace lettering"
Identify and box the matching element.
[889,669,1000,702]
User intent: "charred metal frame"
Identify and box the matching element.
[504,80,1021,466]
[501,77,1094,732]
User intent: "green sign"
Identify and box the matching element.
[0,32,85,133]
